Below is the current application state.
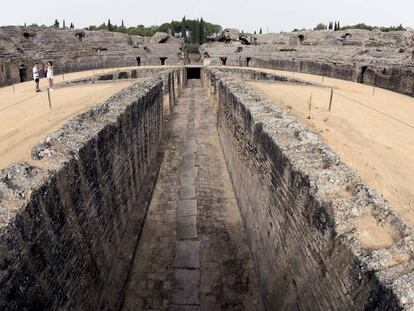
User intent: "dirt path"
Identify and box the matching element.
[247,78,414,228]
[121,80,264,311]
[0,81,132,169]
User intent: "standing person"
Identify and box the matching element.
[43,63,48,78]
[32,63,41,93]
[46,61,54,91]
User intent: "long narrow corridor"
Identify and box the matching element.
[121,80,264,311]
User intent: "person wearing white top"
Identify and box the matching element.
[32,63,41,93]
[46,61,54,90]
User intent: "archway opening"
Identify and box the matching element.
[298,35,305,43]
[160,57,167,66]
[246,57,251,67]
[136,57,141,66]
[18,64,27,83]
[220,57,227,66]
[358,66,368,84]
[75,32,85,42]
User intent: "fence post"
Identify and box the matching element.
[47,88,52,110]
[12,84,15,94]
[372,86,376,96]
[308,93,312,119]
[328,89,333,111]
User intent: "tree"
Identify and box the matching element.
[63,20,66,28]
[84,17,222,40]
[24,22,27,27]
[337,21,340,30]
[190,20,195,43]
[328,22,333,30]
[200,17,205,43]
[196,19,201,43]
[121,20,124,27]
[254,30,257,34]
[70,23,74,28]
[158,22,171,33]
[314,23,327,30]
[53,19,60,28]
[181,16,187,39]
[107,19,113,31]
[259,28,262,34]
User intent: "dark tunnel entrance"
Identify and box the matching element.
[358,66,368,84]
[186,67,201,79]
[136,57,141,66]
[18,64,27,83]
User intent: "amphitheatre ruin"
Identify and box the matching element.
[1,21,414,311]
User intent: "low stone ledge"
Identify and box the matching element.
[210,66,315,86]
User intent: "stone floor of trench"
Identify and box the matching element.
[121,80,265,311]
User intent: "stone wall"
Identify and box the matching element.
[203,55,414,97]
[0,76,168,310]
[58,66,181,91]
[248,57,357,81]
[205,67,414,310]
[246,57,414,97]
[200,28,414,97]
[205,66,314,85]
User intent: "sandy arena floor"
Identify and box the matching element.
[0,70,133,169]
[246,70,414,228]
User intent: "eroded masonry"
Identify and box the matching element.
[1,27,414,311]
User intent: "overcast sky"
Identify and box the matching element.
[1,0,413,33]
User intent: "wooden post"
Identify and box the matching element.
[308,93,312,119]
[328,89,333,111]
[12,84,15,94]
[372,86,376,96]
[62,73,65,81]
[47,88,52,110]
[322,76,325,83]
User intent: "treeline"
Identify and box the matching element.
[339,23,405,32]
[313,22,405,32]
[314,21,341,31]
[85,17,222,43]
[24,20,75,28]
